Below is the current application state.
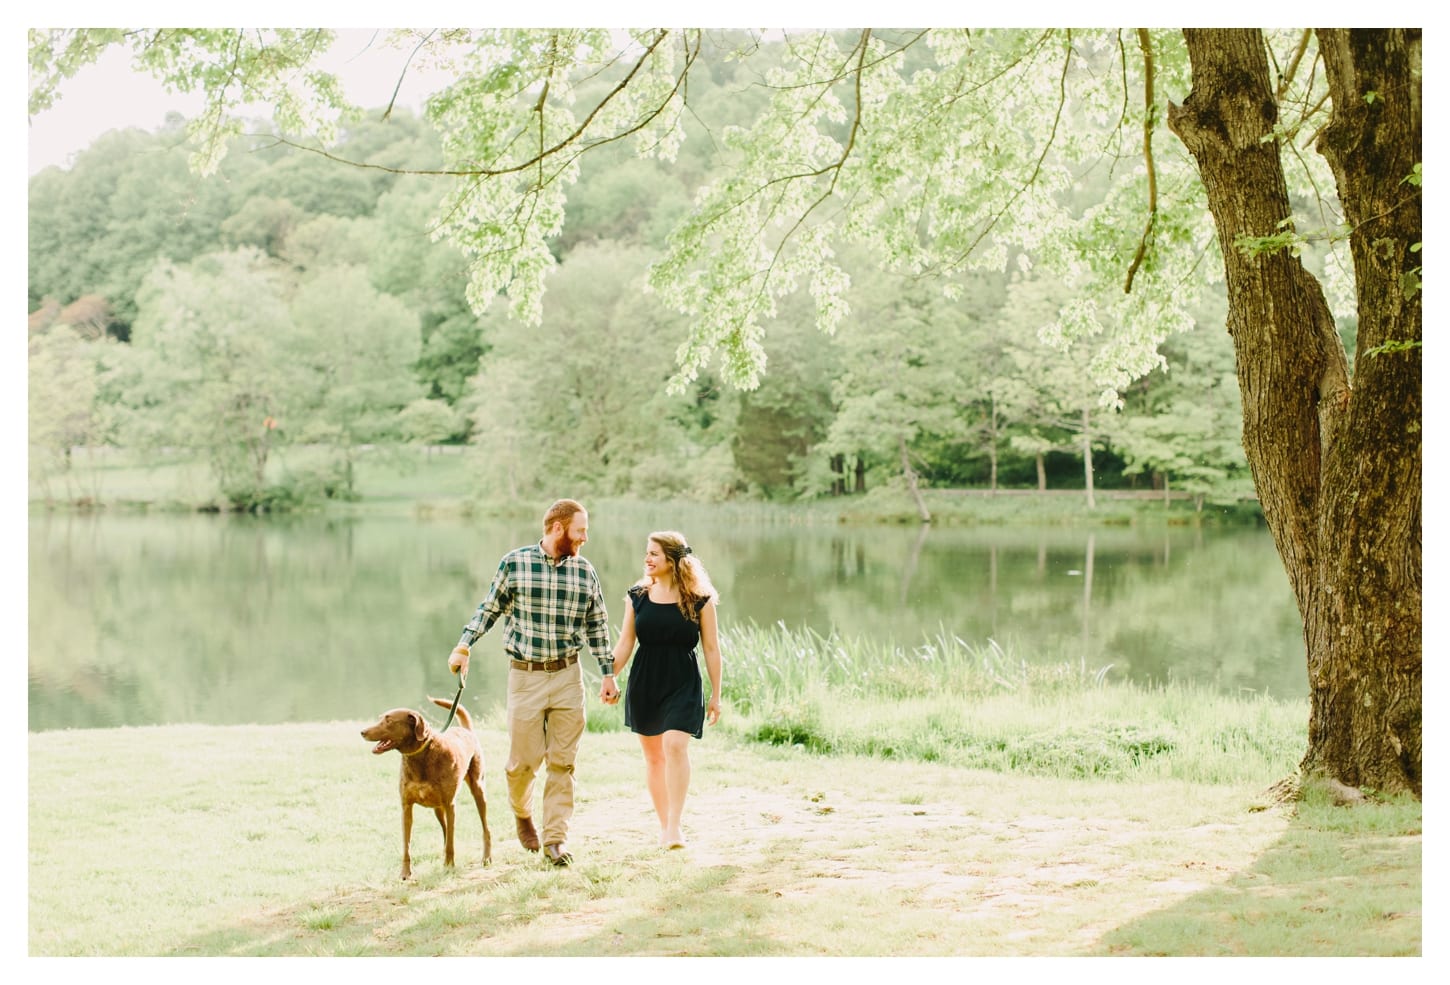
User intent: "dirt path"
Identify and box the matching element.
[480,737,1296,955]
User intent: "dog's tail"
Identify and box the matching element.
[427,695,472,730]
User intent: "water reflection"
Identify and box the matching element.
[28,509,1306,731]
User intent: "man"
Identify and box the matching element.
[448,499,618,867]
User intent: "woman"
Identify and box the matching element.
[607,530,722,849]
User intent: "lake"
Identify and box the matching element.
[28,507,1307,731]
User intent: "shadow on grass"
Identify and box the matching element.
[165,853,768,957]
[1087,797,1422,957]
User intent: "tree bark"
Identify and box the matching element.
[898,435,930,523]
[1080,408,1096,510]
[1081,533,1096,657]
[1168,29,1421,796]
[987,394,999,494]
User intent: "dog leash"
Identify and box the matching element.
[441,671,466,731]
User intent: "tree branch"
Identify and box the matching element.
[1123,28,1159,294]
[1275,29,1313,103]
[382,29,436,122]
[936,30,1072,274]
[745,29,874,310]
[256,28,700,186]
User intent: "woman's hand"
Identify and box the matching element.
[706,696,721,725]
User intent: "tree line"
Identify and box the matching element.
[30,102,1258,512]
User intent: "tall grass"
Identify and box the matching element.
[713,622,1305,787]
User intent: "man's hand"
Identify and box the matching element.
[600,675,620,704]
[449,644,470,676]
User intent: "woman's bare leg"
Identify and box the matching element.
[638,734,669,841]
[661,730,692,847]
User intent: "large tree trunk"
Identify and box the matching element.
[1169,29,1421,797]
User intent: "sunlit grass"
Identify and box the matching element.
[29,722,1418,957]
[705,622,1305,786]
[1094,787,1422,956]
[566,620,1305,787]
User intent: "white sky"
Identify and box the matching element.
[29,43,198,174]
[26,29,460,175]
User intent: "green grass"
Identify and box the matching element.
[1096,789,1422,956]
[832,484,1262,527]
[29,695,1419,957]
[28,445,482,515]
[709,624,1304,784]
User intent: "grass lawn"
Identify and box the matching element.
[28,717,1420,958]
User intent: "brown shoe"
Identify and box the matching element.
[515,815,540,852]
[543,843,573,867]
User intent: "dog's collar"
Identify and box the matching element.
[402,738,432,756]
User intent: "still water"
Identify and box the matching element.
[28,508,1307,732]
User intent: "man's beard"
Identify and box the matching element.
[557,534,579,558]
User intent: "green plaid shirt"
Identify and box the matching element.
[458,542,612,675]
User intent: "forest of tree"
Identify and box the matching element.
[29,43,1263,513]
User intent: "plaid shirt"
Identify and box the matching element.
[458,542,612,676]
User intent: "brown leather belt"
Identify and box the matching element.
[510,655,579,672]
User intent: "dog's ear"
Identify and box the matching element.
[412,711,427,743]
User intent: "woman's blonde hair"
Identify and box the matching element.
[634,530,717,623]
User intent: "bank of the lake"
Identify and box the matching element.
[30,444,1263,527]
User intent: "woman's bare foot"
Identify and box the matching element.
[662,828,686,849]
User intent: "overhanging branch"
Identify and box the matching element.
[1123,28,1159,294]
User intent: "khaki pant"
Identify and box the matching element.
[504,661,586,846]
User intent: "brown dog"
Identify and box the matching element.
[361,696,492,880]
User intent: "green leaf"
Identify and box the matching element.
[1364,339,1421,358]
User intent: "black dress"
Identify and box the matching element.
[623,586,707,738]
